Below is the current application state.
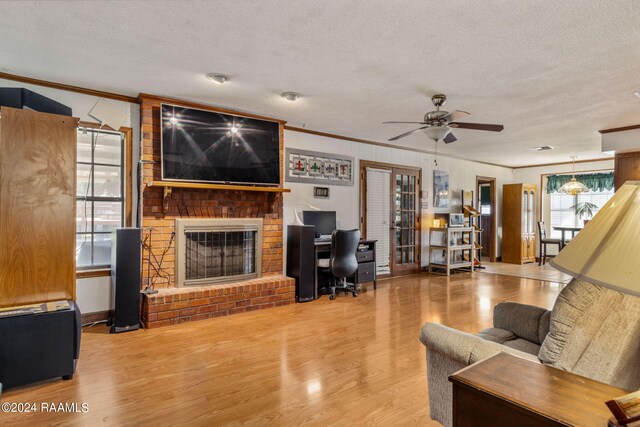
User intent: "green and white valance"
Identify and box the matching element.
[546,172,614,194]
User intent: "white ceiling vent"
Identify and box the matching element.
[530,146,554,151]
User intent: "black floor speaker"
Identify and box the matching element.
[287,225,317,302]
[110,228,142,333]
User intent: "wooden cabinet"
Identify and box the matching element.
[502,183,536,264]
[615,151,640,190]
[0,107,78,307]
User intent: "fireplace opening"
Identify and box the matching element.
[176,219,263,287]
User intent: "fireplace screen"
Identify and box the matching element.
[175,218,263,287]
[184,230,257,280]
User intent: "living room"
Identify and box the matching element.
[0,1,639,426]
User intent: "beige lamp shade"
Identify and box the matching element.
[550,181,640,297]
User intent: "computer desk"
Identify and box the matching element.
[314,239,377,292]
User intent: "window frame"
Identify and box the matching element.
[540,169,613,241]
[76,122,132,278]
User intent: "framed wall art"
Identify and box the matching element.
[285,148,354,186]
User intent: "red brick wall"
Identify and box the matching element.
[139,95,285,288]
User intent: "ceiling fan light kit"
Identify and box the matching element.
[384,93,504,144]
[423,125,451,142]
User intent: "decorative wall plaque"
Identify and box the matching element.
[285,148,354,186]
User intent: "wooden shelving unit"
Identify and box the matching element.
[145,181,291,214]
[428,227,475,275]
[464,205,484,269]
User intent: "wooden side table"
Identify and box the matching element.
[449,353,629,427]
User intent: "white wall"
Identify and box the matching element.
[0,78,140,315]
[282,130,513,266]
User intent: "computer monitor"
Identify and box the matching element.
[303,210,337,236]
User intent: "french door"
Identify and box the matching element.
[392,168,421,274]
[360,162,421,276]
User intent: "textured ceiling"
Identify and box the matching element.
[1,0,639,167]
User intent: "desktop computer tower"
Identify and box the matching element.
[110,228,142,333]
[287,225,317,302]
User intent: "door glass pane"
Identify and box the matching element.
[77,163,92,197]
[94,165,122,197]
[409,176,415,193]
[77,131,93,163]
[408,228,414,245]
[76,234,92,268]
[93,234,112,266]
[94,201,122,233]
[396,175,402,193]
[77,201,91,234]
[403,175,409,192]
[93,133,122,165]
[408,247,414,263]
[396,248,402,262]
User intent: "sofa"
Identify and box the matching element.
[419,278,640,427]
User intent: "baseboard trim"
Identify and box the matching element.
[81,310,109,325]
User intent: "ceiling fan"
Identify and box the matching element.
[383,94,504,143]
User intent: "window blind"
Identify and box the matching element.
[366,168,391,275]
[549,190,613,239]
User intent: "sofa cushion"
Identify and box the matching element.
[477,327,516,343]
[502,338,541,356]
[493,302,550,344]
[539,278,640,390]
[478,327,541,356]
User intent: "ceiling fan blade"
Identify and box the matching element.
[443,132,457,144]
[388,126,428,141]
[442,110,470,122]
[449,122,504,132]
[383,121,427,124]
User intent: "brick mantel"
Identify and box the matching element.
[137,94,292,326]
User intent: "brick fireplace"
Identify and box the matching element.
[138,94,294,328]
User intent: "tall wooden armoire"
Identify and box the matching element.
[502,183,537,264]
[0,107,78,307]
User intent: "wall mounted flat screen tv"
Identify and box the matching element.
[161,104,280,185]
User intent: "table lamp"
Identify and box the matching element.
[550,180,640,297]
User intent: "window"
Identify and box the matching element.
[76,125,128,270]
[549,189,613,239]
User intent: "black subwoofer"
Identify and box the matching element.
[287,225,317,302]
[110,228,142,333]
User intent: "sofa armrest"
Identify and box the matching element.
[493,302,551,345]
[420,322,540,365]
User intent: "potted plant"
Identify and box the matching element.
[570,201,598,225]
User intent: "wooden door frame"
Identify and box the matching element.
[476,176,497,262]
[360,160,422,277]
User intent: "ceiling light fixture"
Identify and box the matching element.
[423,125,451,142]
[634,90,640,99]
[281,92,301,102]
[559,156,589,196]
[206,73,228,84]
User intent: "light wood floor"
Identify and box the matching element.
[3,272,564,426]
[480,261,572,284]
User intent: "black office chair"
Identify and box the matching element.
[537,221,562,266]
[320,229,361,300]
